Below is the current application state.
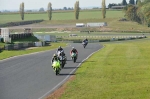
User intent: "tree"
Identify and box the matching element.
[74,0,80,20]
[133,0,135,5]
[63,7,67,10]
[122,0,127,5]
[137,0,142,6]
[102,0,106,19]
[129,0,135,5]
[47,2,52,20]
[20,2,24,20]
[39,8,44,12]
[136,0,139,4]
[125,5,139,21]
[124,0,150,26]
[139,2,150,25]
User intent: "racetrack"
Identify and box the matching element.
[0,43,102,99]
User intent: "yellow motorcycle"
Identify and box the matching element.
[52,60,61,75]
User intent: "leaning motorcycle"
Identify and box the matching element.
[82,41,88,48]
[71,52,77,63]
[52,60,61,75]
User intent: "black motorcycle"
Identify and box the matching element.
[82,41,88,48]
[59,51,66,68]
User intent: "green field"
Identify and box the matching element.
[0,10,124,24]
[46,38,150,99]
[1,9,149,32]
[34,32,146,36]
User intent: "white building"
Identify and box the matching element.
[76,23,85,27]
[86,22,107,27]
[0,28,11,43]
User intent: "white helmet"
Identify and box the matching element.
[72,47,75,49]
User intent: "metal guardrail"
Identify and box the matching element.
[56,35,146,39]
[56,35,147,43]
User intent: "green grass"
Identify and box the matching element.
[0,42,5,48]
[108,19,150,32]
[0,10,124,24]
[1,10,149,32]
[34,32,146,36]
[0,43,66,60]
[59,39,150,99]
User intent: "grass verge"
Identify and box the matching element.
[0,43,66,60]
[0,42,5,48]
[57,39,150,99]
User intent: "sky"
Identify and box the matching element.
[0,0,124,11]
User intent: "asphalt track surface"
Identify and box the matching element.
[0,43,102,99]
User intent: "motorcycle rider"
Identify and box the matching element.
[70,47,78,59]
[51,54,60,64]
[56,46,64,56]
[82,38,88,45]
[56,46,67,64]
[51,54,60,69]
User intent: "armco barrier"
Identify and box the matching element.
[13,44,19,50]
[4,44,14,50]
[0,20,43,27]
[23,43,28,48]
[4,42,35,50]
[10,33,33,40]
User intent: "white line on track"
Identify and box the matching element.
[38,44,104,99]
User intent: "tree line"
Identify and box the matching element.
[19,0,106,21]
[124,0,150,27]
[108,0,138,8]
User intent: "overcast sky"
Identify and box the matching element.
[0,0,125,10]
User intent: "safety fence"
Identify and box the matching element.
[0,20,43,27]
[10,33,33,40]
[1,41,47,50]
[57,35,147,43]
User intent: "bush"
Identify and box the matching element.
[1,38,4,42]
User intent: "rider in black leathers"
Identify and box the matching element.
[82,38,88,47]
[56,46,67,64]
[56,46,64,54]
